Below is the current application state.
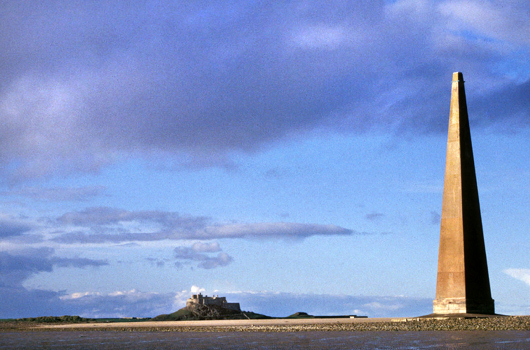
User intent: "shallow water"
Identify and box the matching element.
[1,331,530,349]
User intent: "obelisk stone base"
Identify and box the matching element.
[433,298,494,315]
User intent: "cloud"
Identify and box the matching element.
[0,287,177,319]
[0,248,108,288]
[291,25,350,50]
[0,215,44,244]
[0,283,432,319]
[51,231,169,244]
[365,212,384,221]
[3,282,529,319]
[0,248,108,318]
[0,218,33,239]
[1,1,528,182]
[174,242,233,270]
[504,269,530,287]
[190,285,206,295]
[438,0,530,46]
[221,291,433,318]
[191,241,221,253]
[2,186,106,202]
[57,207,207,230]
[0,284,207,319]
[198,253,233,270]
[146,257,167,268]
[59,290,177,319]
[474,80,530,129]
[194,223,354,240]
[0,286,66,319]
[430,211,441,225]
[51,207,355,243]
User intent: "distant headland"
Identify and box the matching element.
[152,293,269,321]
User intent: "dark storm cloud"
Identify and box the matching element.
[1,1,528,181]
[51,207,356,243]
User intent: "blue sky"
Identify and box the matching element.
[1,0,529,319]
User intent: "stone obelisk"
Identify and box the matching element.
[433,72,494,315]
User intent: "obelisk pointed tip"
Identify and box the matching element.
[453,72,464,82]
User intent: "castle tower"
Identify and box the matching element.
[433,72,494,315]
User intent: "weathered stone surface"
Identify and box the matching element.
[433,72,494,315]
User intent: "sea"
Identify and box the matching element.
[1,331,530,349]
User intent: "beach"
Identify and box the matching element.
[23,315,530,332]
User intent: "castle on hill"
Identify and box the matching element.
[186,293,241,312]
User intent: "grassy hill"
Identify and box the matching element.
[152,305,270,321]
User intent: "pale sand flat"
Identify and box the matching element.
[39,317,403,329]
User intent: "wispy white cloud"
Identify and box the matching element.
[195,222,354,240]
[291,25,351,50]
[191,241,221,253]
[504,268,530,287]
[190,285,206,295]
[438,0,530,46]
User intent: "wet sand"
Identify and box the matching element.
[2,317,529,350]
[2,329,530,349]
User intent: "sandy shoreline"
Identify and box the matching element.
[26,315,530,332]
[39,317,395,329]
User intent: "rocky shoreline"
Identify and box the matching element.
[3,316,529,332]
